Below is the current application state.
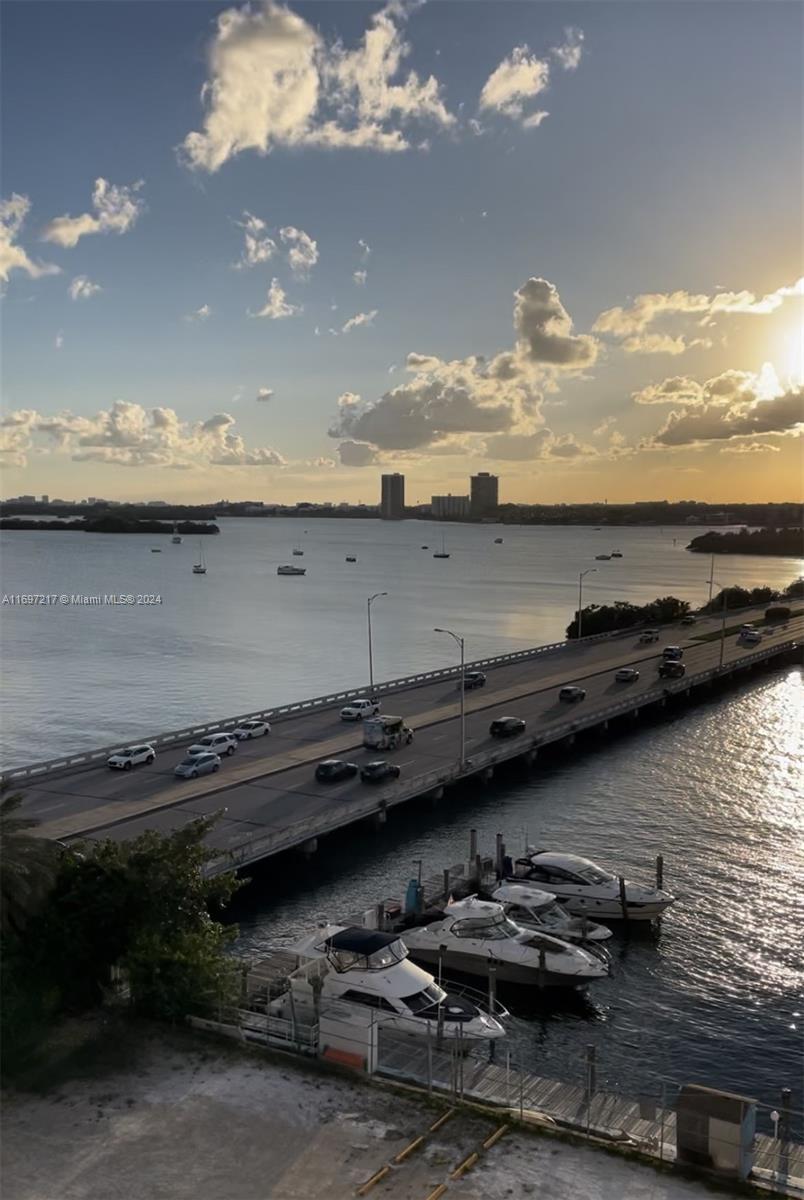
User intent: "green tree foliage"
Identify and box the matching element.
[784,579,804,598]
[566,596,690,640]
[687,528,803,556]
[0,791,58,936]
[700,586,779,614]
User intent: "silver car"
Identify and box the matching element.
[233,719,271,740]
[174,752,221,779]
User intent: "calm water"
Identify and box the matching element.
[0,518,800,765]
[2,518,802,1114]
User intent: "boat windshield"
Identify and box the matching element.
[401,983,446,1013]
[451,912,521,940]
[519,899,556,917]
[327,939,407,972]
[576,866,615,884]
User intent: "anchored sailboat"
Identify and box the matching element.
[192,541,207,574]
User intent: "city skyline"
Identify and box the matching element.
[2,1,802,504]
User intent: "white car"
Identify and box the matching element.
[107,744,156,770]
[615,667,640,683]
[233,719,271,740]
[187,732,238,757]
[739,629,762,645]
[340,698,380,721]
[639,630,660,643]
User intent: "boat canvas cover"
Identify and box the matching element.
[325,928,399,954]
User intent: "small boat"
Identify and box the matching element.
[494,537,503,544]
[292,547,304,557]
[271,924,507,1043]
[510,849,676,921]
[345,555,357,563]
[402,897,610,988]
[595,554,611,561]
[611,551,622,558]
[192,541,206,574]
[277,564,305,576]
[491,883,612,943]
[150,547,162,553]
[421,545,429,550]
[433,534,450,559]
[171,522,182,545]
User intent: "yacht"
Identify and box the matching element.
[274,925,507,1042]
[611,551,623,558]
[595,554,611,561]
[401,897,610,988]
[171,522,182,545]
[494,537,504,544]
[192,541,206,574]
[150,547,162,553]
[433,534,450,559]
[277,564,306,576]
[292,547,304,557]
[511,850,675,921]
[491,883,612,943]
[345,555,357,563]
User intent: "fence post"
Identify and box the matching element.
[780,1088,792,1142]
[469,828,478,868]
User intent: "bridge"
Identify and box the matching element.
[9,609,801,875]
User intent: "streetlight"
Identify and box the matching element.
[434,627,466,768]
[712,579,729,667]
[367,592,387,697]
[577,569,597,640]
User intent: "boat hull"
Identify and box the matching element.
[557,898,672,921]
[405,946,600,988]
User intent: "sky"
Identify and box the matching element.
[1,0,802,505]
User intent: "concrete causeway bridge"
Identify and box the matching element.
[9,609,801,875]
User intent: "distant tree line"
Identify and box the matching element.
[701,579,803,613]
[687,528,803,556]
[498,502,803,528]
[566,596,690,639]
[0,517,219,534]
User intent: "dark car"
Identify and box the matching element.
[489,716,526,738]
[658,660,686,679]
[315,759,358,783]
[462,671,487,690]
[360,760,401,783]
[680,615,697,626]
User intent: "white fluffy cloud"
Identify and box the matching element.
[513,278,598,367]
[483,429,596,461]
[353,269,367,286]
[358,238,371,260]
[1,401,286,469]
[0,195,60,283]
[552,27,584,71]
[234,211,277,267]
[337,439,378,466]
[280,225,318,277]
[185,303,211,322]
[41,179,145,249]
[252,278,301,319]
[68,275,102,301]
[479,46,550,122]
[179,2,454,172]
[256,387,274,401]
[341,309,377,333]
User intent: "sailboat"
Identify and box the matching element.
[292,545,304,556]
[192,541,207,574]
[433,533,450,559]
[171,522,182,545]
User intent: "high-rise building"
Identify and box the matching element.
[41,494,49,504]
[380,473,405,520]
[470,472,499,518]
[431,494,469,519]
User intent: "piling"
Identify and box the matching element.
[488,959,497,1015]
[585,1044,597,1102]
[442,867,450,901]
[781,1088,793,1142]
[618,875,629,921]
[469,828,478,864]
[538,946,546,989]
[656,854,664,891]
[473,853,483,887]
[495,833,504,878]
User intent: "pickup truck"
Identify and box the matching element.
[340,698,381,721]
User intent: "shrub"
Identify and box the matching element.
[765,606,791,622]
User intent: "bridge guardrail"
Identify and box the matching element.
[212,639,795,874]
[3,615,793,788]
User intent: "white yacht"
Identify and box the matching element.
[401,897,610,988]
[491,883,612,943]
[275,925,506,1042]
[277,564,306,576]
[511,850,675,921]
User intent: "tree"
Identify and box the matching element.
[566,596,689,639]
[0,792,58,936]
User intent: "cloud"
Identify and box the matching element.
[552,27,584,71]
[513,278,598,366]
[280,225,318,277]
[483,429,596,461]
[341,308,377,333]
[68,275,102,301]
[179,1,454,172]
[720,441,782,454]
[358,238,371,260]
[185,303,211,322]
[234,211,276,267]
[353,269,367,286]
[256,387,274,401]
[41,179,144,248]
[4,400,286,469]
[622,333,689,356]
[251,277,301,319]
[633,376,704,405]
[54,330,64,350]
[479,45,550,122]
[337,439,378,466]
[643,365,804,447]
[0,195,61,283]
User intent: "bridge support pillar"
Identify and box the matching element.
[301,837,318,858]
[371,802,388,828]
[425,785,444,804]
[562,733,576,749]
[524,748,538,766]
[600,721,609,733]
[656,698,667,709]
[481,767,494,784]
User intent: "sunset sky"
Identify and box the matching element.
[2,1,802,504]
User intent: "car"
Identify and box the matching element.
[233,719,271,740]
[107,744,156,770]
[662,646,683,661]
[739,629,762,645]
[680,615,697,626]
[340,698,381,721]
[462,671,487,690]
[559,685,586,703]
[658,660,686,679]
[615,667,640,683]
[174,751,221,779]
[639,630,660,643]
[315,759,359,782]
[187,732,238,757]
[739,624,756,634]
[360,760,401,783]
[489,716,526,738]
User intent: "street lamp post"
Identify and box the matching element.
[711,579,728,668]
[434,627,466,768]
[367,592,387,697]
[578,569,597,640]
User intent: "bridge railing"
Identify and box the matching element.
[211,640,795,874]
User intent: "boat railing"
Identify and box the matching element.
[436,979,511,1021]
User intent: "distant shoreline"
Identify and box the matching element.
[0,517,219,535]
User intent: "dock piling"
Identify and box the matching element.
[442,867,450,902]
[618,875,629,921]
[538,946,546,989]
[469,828,478,865]
[495,833,504,879]
[655,854,664,891]
[585,1044,597,1103]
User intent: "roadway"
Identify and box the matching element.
[18,609,801,863]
